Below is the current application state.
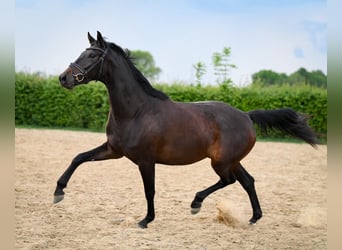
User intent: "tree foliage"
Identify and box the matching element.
[252,68,326,88]
[192,47,236,86]
[129,50,161,82]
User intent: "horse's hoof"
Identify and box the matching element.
[191,207,201,214]
[137,221,148,229]
[248,213,262,225]
[53,194,64,204]
[248,218,258,225]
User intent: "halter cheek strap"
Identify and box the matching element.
[69,47,108,83]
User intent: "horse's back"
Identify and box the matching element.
[177,101,252,131]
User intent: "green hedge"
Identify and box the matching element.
[15,73,327,138]
[15,73,108,129]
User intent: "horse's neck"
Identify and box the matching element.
[104,76,150,121]
[101,52,160,121]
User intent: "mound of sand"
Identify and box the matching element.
[215,200,245,228]
[294,204,327,228]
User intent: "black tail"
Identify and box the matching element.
[248,108,318,147]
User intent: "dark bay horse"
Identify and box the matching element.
[54,31,317,228]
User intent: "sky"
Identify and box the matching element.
[15,0,327,86]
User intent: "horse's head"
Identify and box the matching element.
[59,31,108,89]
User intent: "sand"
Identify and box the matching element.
[15,128,327,249]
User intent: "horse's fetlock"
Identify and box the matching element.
[57,181,66,189]
[249,210,262,224]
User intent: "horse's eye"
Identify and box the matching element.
[89,53,96,58]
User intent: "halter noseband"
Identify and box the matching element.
[69,47,108,83]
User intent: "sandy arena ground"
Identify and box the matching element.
[15,128,327,249]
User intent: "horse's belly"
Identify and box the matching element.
[156,155,207,165]
[156,143,208,165]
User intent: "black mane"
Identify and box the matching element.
[108,42,169,100]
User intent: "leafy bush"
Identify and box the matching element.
[15,72,109,130]
[15,73,326,139]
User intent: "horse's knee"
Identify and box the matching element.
[72,152,88,165]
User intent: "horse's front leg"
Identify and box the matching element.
[53,142,122,204]
[137,163,155,228]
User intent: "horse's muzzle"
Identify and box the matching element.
[59,69,74,89]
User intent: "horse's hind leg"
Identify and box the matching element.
[234,163,262,224]
[190,164,236,214]
[190,161,262,224]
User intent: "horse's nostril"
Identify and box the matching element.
[59,74,66,83]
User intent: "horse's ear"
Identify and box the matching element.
[88,32,96,45]
[97,31,106,48]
